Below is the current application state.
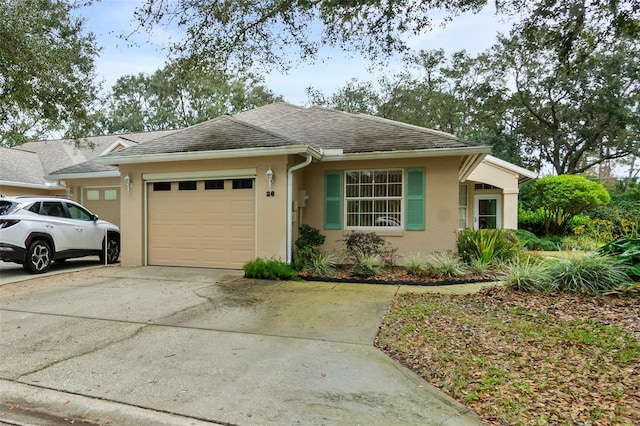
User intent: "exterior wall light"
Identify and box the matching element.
[124,174,132,192]
[265,168,275,197]
[266,168,274,188]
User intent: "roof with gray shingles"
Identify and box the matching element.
[102,115,301,158]
[0,146,48,185]
[235,104,476,153]
[3,130,178,183]
[102,102,481,160]
[48,162,118,177]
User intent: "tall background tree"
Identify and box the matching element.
[133,0,639,70]
[99,60,282,133]
[0,0,101,146]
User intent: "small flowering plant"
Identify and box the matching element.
[380,246,398,268]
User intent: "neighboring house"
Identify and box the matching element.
[1,103,536,269]
[0,130,177,226]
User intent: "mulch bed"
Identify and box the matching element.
[299,265,499,286]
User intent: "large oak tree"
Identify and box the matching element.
[0,0,101,146]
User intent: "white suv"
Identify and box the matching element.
[0,196,120,274]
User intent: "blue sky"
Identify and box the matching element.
[78,1,513,105]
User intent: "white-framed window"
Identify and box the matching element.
[345,169,403,228]
[459,184,468,229]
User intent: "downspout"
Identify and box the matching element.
[286,154,313,263]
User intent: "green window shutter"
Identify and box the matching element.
[324,171,342,230]
[405,168,425,230]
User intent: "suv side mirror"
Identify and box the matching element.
[90,214,99,221]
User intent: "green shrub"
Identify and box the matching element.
[429,252,466,278]
[512,229,559,251]
[243,258,298,280]
[343,231,386,259]
[352,252,382,278]
[296,224,326,249]
[542,254,633,295]
[457,229,522,265]
[294,225,326,270]
[518,206,546,236]
[598,237,640,281]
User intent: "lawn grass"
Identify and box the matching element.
[375,288,640,425]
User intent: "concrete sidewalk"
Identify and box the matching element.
[0,266,487,425]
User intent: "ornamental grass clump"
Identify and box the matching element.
[404,252,432,277]
[429,252,466,278]
[541,254,633,295]
[502,259,552,292]
[308,252,338,277]
[352,252,382,278]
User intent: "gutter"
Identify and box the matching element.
[0,180,64,191]
[96,145,322,165]
[286,154,313,264]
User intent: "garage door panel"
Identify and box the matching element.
[147,179,255,268]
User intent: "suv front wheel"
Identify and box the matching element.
[24,240,52,274]
[99,235,120,264]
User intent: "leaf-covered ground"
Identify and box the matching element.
[375,287,640,425]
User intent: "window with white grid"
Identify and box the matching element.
[345,170,403,228]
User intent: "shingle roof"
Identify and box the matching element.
[235,104,478,153]
[0,146,48,185]
[102,102,484,161]
[3,130,178,183]
[100,115,301,158]
[48,162,118,177]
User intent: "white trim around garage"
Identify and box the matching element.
[142,168,259,267]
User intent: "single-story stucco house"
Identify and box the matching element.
[1,102,536,269]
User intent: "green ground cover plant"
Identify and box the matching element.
[376,289,640,426]
[243,258,298,280]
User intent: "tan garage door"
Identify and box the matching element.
[83,187,120,227]
[147,179,255,269]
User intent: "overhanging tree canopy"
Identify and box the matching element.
[133,0,639,69]
[0,0,101,146]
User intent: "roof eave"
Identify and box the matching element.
[0,180,64,190]
[95,145,323,165]
[45,170,121,180]
[320,146,491,162]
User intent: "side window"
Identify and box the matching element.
[43,202,67,218]
[27,202,42,214]
[65,203,93,221]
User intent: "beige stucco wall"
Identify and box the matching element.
[0,185,65,197]
[118,155,291,267]
[298,156,462,263]
[466,161,521,230]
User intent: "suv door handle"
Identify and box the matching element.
[75,227,83,232]
[45,224,53,229]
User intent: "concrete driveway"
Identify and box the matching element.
[0,266,481,425]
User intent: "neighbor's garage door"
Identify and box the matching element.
[83,187,120,227]
[147,178,255,269]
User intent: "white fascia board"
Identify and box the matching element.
[0,180,64,190]
[45,171,120,180]
[484,155,538,181]
[320,146,491,162]
[96,145,322,165]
